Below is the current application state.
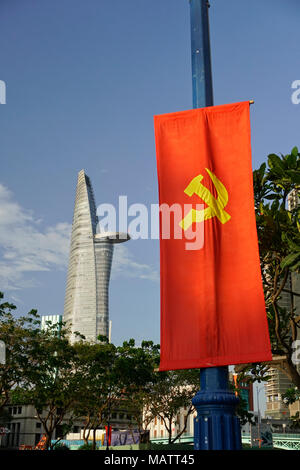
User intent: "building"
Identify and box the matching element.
[230,373,254,411]
[147,374,254,443]
[265,369,293,419]
[287,188,300,211]
[149,410,195,442]
[0,401,138,449]
[41,314,62,333]
[63,169,129,343]
[146,406,196,443]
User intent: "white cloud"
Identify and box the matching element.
[112,244,159,282]
[0,183,72,291]
[0,183,158,292]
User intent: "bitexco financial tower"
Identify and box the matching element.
[63,169,129,343]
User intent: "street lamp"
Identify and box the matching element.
[189,0,241,450]
[256,385,265,447]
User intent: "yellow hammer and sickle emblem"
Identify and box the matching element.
[179,168,231,230]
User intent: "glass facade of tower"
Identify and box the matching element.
[63,170,113,342]
[94,239,113,339]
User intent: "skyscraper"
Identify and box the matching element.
[63,170,129,343]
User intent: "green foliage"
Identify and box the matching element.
[282,387,300,405]
[236,397,255,426]
[71,338,161,449]
[145,368,199,444]
[0,293,42,410]
[77,443,94,450]
[0,407,12,425]
[235,364,271,385]
[72,339,121,449]
[116,339,160,392]
[290,411,300,430]
[0,299,87,450]
[230,377,256,425]
[52,443,70,451]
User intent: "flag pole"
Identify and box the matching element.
[189,0,242,450]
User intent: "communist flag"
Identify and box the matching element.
[154,101,272,371]
[105,425,112,445]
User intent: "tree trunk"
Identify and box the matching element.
[45,431,52,450]
[168,418,172,444]
[171,406,193,444]
[286,358,300,389]
[83,416,91,445]
[92,427,96,450]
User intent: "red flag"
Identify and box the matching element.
[154,101,272,371]
[105,425,111,445]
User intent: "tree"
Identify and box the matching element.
[282,387,300,430]
[232,375,256,426]
[115,339,160,442]
[74,338,162,449]
[253,147,300,387]
[11,320,85,450]
[0,292,41,412]
[72,338,123,450]
[237,148,300,388]
[146,369,199,444]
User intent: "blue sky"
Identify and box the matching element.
[0,0,299,412]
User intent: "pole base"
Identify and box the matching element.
[192,367,242,450]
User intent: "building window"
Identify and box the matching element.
[18,407,22,414]
[36,422,41,429]
[154,430,157,438]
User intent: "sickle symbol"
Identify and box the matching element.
[179,168,231,230]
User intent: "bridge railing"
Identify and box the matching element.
[242,433,300,451]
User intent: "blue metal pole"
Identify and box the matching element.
[190,0,213,108]
[189,0,242,450]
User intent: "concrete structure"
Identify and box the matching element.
[0,404,83,449]
[287,188,300,211]
[146,406,196,442]
[41,314,62,333]
[265,369,293,419]
[147,375,254,442]
[63,170,129,343]
[0,403,137,449]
